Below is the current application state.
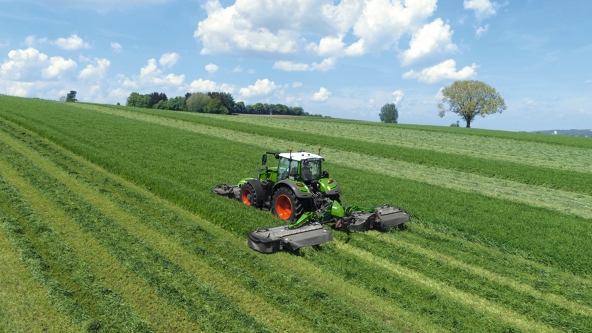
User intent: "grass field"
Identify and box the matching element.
[1,95,591,332]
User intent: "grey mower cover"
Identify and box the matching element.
[248,222,333,253]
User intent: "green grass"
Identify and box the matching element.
[1,95,591,332]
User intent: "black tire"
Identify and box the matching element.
[272,187,304,222]
[240,181,264,208]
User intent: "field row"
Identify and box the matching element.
[205,112,592,173]
[79,104,592,221]
[0,114,590,332]
[88,104,592,197]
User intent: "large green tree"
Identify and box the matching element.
[66,90,77,102]
[186,93,211,112]
[438,80,506,128]
[379,103,399,123]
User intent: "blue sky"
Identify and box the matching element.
[0,0,590,132]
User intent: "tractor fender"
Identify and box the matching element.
[273,180,312,199]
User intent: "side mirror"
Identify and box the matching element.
[261,154,267,165]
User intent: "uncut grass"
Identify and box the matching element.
[0,142,272,333]
[182,110,592,174]
[1,120,430,332]
[74,105,592,222]
[338,232,592,332]
[0,175,152,332]
[0,159,203,333]
[2,106,592,278]
[0,226,75,333]
[82,103,592,196]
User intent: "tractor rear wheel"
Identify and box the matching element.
[272,187,303,222]
[240,182,264,208]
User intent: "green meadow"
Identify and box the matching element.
[1,95,591,332]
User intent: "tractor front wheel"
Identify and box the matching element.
[272,187,303,222]
[240,182,264,208]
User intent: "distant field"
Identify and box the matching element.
[1,95,591,332]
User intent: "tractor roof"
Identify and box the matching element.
[279,151,324,161]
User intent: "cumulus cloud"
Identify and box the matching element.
[392,90,404,105]
[311,87,331,102]
[476,25,489,37]
[55,34,90,50]
[205,63,219,73]
[119,58,185,88]
[273,57,336,72]
[24,35,48,48]
[159,53,179,68]
[195,0,439,60]
[292,81,303,88]
[464,0,499,20]
[111,42,122,52]
[402,59,478,83]
[399,19,457,66]
[0,47,77,80]
[42,56,77,78]
[188,78,234,93]
[239,78,277,97]
[79,58,110,79]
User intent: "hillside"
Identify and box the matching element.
[1,95,591,332]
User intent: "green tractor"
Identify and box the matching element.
[212,149,410,253]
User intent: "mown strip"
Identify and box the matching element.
[0,157,202,333]
[85,103,592,195]
[1,116,436,332]
[0,171,152,332]
[338,232,592,332]
[0,223,76,333]
[0,136,272,333]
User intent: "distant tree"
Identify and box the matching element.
[234,101,246,114]
[165,96,186,111]
[186,93,211,112]
[450,120,460,127]
[438,80,506,128]
[206,99,229,114]
[379,103,398,123]
[207,92,235,112]
[59,96,66,102]
[66,91,77,102]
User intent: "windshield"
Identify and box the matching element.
[278,157,299,180]
[301,158,321,182]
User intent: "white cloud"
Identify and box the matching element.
[55,34,90,50]
[476,24,489,37]
[42,56,77,78]
[24,35,48,48]
[239,78,277,97]
[273,57,336,72]
[0,48,48,79]
[402,59,478,83]
[392,90,404,105]
[111,42,122,52]
[399,18,457,66]
[205,63,219,73]
[292,81,303,88]
[159,52,179,68]
[311,87,331,102]
[187,79,234,93]
[232,65,243,72]
[524,97,537,106]
[79,58,110,79]
[0,80,35,97]
[122,58,185,88]
[195,0,438,58]
[464,0,498,20]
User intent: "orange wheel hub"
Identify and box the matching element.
[275,194,292,220]
[241,188,252,205]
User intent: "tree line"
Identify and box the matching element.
[126,91,321,116]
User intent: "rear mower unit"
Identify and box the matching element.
[212,149,410,253]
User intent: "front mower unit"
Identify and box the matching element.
[212,150,411,253]
[248,223,333,253]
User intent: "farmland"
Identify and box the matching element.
[1,95,591,332]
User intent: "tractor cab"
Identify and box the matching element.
[276,152,323,183]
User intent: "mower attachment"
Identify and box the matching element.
[344,205,410,232]
[211,184,240,200]
[248,223,333,253]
